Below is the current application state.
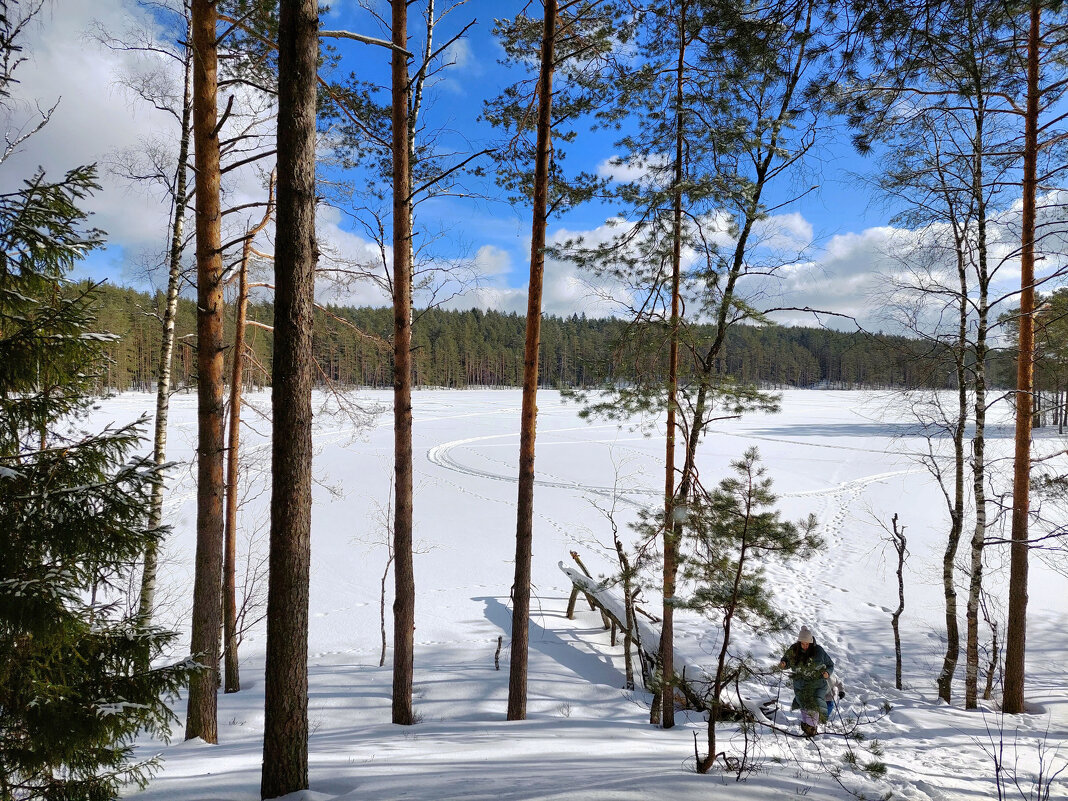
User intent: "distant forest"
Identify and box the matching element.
[90,283,1015,392]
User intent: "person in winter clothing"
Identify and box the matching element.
[778,625,834,737]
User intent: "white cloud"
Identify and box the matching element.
[751,211,814,254]
[596,153,670,186]
[13,0,1068,339]
[314,204,393,308]
[1,0,281,287]
[766,227,914,329]
[443,36,476,73]
[473,244,511,279]
[0,1,179,258]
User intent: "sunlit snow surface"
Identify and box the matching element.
[88,389,1067,801]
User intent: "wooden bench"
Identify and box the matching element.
[558,552,709,711]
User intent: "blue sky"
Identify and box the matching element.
[310,0,911,323]
[1,0,1037,332]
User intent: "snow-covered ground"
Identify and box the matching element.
[91,388,1067,801]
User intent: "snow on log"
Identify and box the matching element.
[558,563,660,655]
[557,561,767,719]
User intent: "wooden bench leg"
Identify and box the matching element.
[566,586,579,619]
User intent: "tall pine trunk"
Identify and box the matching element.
[186,0,225,744]
[223,243,247,695]
[139,40,193,628]
[659,0,687,731]
[507,0,556,723]
[224,173,275,696]
[261,0,317,795]
[391,0,416,727]
[406,0,433,306]
[1003,0,1039,714]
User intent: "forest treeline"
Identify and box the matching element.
[90,282,1015,391]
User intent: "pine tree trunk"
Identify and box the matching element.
[659,0,688,731]
[507,0,556,723]
[1003,0,1039,715]
[407,0,433,308]
[223,248,247,695]
[391,0,416,727]
[699,547,747,774]
[139,40,193,629]
[261,0,317,795]
[224,175,275,696]
[185,0,225,744]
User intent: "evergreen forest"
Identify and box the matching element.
[89,282,1016,392]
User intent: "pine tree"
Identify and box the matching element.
[507,0,558,724]
[486,0,617,722]
[679,448,820,772]
[260,0,317,793]
[847,0,1068,711]
[557,0,828,727]
[0,137,192,801]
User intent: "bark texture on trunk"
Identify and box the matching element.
[223,251,246,695]
[507,0,556,723]
[938,237,968,704]
[140,41,193,629]
[1003,0,1040,715]
[391,0,416,727]
[967,283,990,708]
[261,0,317,795]
[186,0,224,744]
[891,514,906,691]
[659,0,687,731]
[965,106,992,711]
[225,173,275,696]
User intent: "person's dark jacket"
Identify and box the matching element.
[779,640,834,714]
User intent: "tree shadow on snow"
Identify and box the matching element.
[475,595,625,689]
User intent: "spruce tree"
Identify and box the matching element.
[0,9,191,795]
[0,161,191,801]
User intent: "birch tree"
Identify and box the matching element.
[861,78,1011,707]
[848,0,1068,711]
[91,0,195,631]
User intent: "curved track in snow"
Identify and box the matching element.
[427,428,917,511]
[427,428,662,508]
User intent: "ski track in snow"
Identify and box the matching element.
[702,425,919,455]
[427,427,917,512]
[427,427,663,509]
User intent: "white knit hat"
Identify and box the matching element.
[798,625,814,643]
